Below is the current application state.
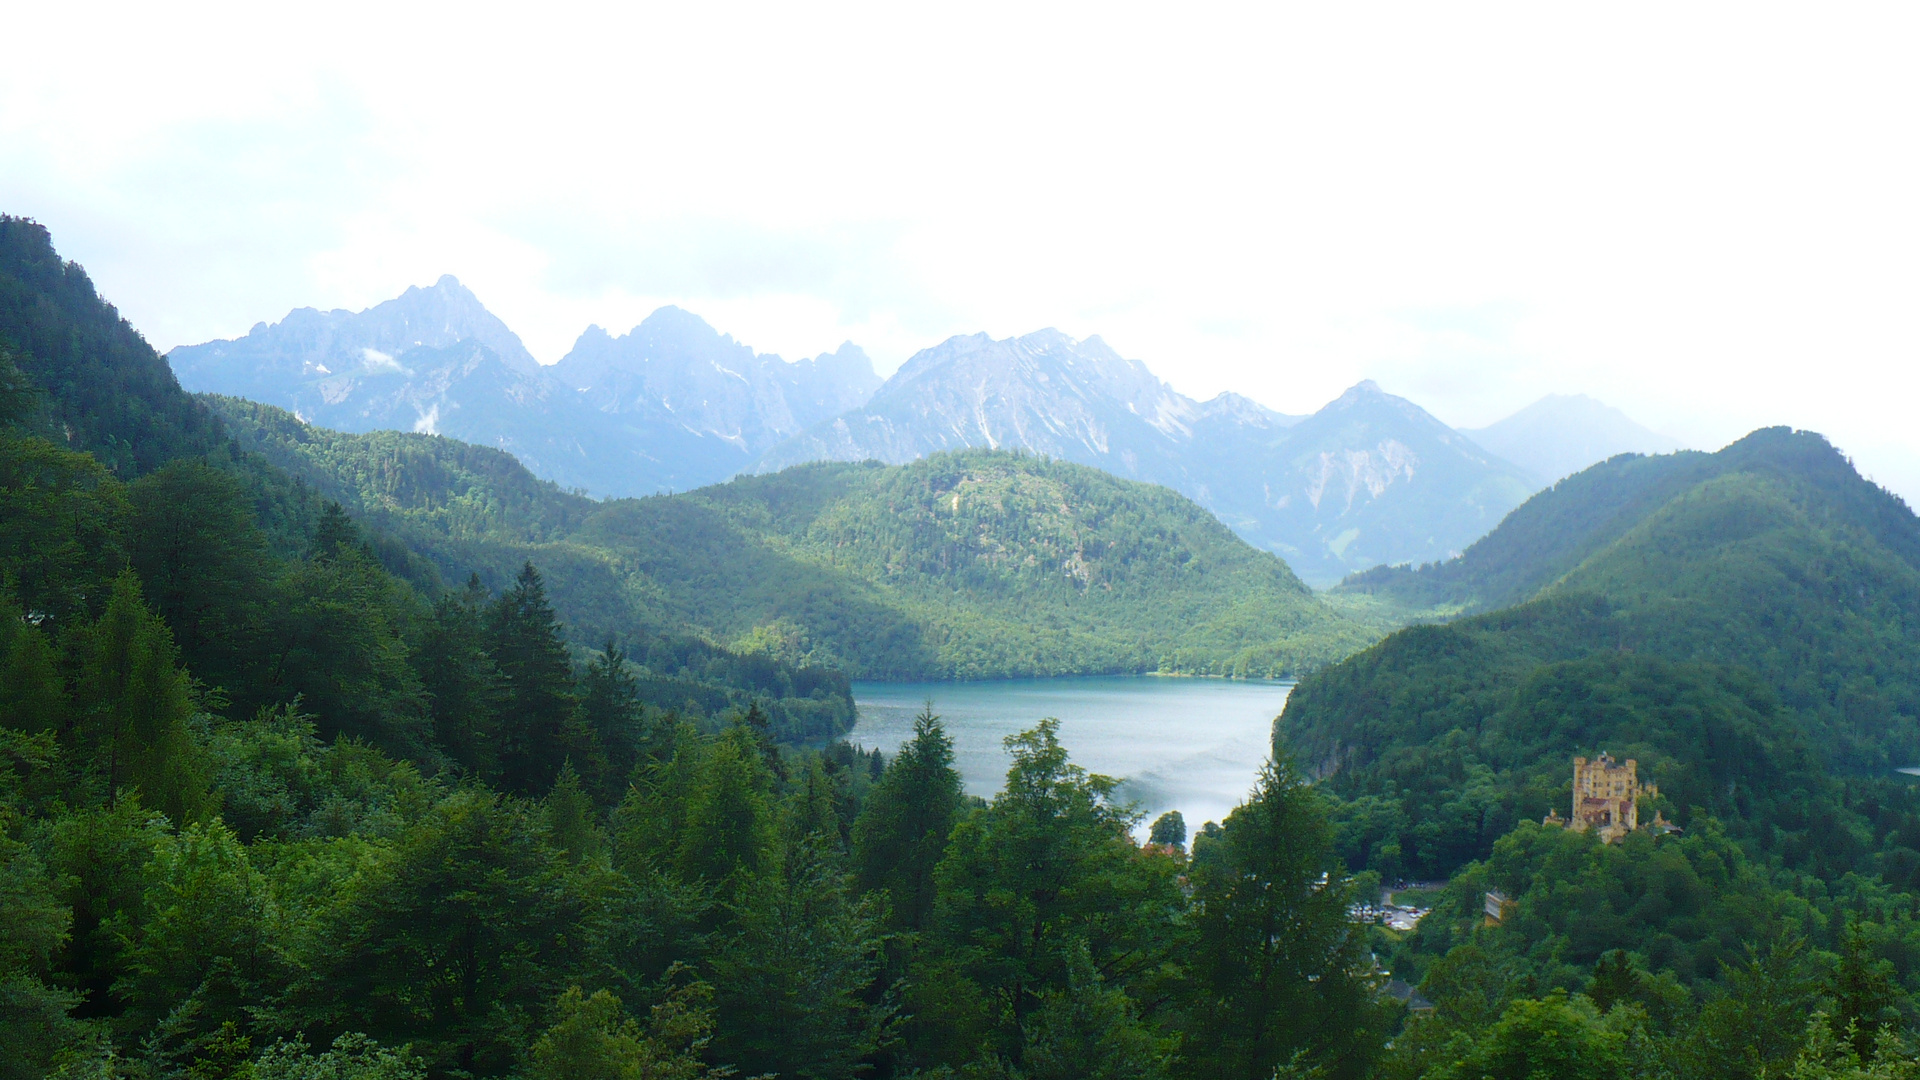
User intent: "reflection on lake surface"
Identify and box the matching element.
[850,676,1293,835]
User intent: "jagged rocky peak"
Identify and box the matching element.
[552,306,880,448]
[882,327,1196,434]
[559,308,876,386]
[329,273,540,375]
[168,273,541,384]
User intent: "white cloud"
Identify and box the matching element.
[3,2,1919,499]
[360,347,402,373]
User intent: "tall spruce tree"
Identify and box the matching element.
[674,724,776,889]
[420,574,504,780]
[69,571,211,825]
[851,704,963,931]
[265,532,430,760]
[488,562,588,795]
[0,592,65,732]
[578,639,645,791]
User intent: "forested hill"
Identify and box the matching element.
[213,392,1380,680]
[1266,425,1920,1078]
[1278,425,1920,878]
[1335,428,1920,617]
[0,215,852,748]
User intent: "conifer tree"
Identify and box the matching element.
[420,574,504,779]
[310,501,364,561]
[1829,923,1900,1059]
[265,538,430,759]
[852,704,962,931]
[578,639,645,789]
[283,789,590,1076]
[546,761,604,864]
[488,562,588,795]
[1680,934,1820,1079]
[1586,950,1643,1014]
[70,571,211,824]
[787,754,842,849]
[1017,942,1171,1080]
[0,429,129,625]
[126,458,270,691]
[711,828,890,1078]
[0,592,65,732]
[675,724,775,888]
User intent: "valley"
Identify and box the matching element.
[8,210,1919,1079]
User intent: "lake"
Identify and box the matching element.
[849,676,1294,835]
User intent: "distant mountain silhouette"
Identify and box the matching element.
[1461,393,1681,484]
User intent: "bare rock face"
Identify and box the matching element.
[553,306,878,457]
[1210,380,1539,584]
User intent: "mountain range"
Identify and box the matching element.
[169,278,1678,585]
[168,279,880,496]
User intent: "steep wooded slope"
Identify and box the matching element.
[1279,428,1920,877]
[214,393,1380,680]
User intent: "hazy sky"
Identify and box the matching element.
[5,4,1920,495]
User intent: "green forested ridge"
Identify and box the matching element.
[1274,427,1920,1077]
[0,216,851,748]
[213,393,1378,679]
[1283,427,1920,880]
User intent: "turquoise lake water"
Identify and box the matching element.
[849,676,1294,835]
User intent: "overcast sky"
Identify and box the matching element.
[5,4,1920,496]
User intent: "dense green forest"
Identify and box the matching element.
[1275,428,1920,1076]
[210,396,1377,680]
[1286,428,1920,879]
[0,215,1404,1079]
[12,207,1920,1080]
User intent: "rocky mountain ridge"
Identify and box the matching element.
[169,279,880,497]
[756,333,1539,583]
[170,278,1668,584]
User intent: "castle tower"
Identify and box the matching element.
[1570,752,1641,843]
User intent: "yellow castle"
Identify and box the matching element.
[1542,752,1666,843]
